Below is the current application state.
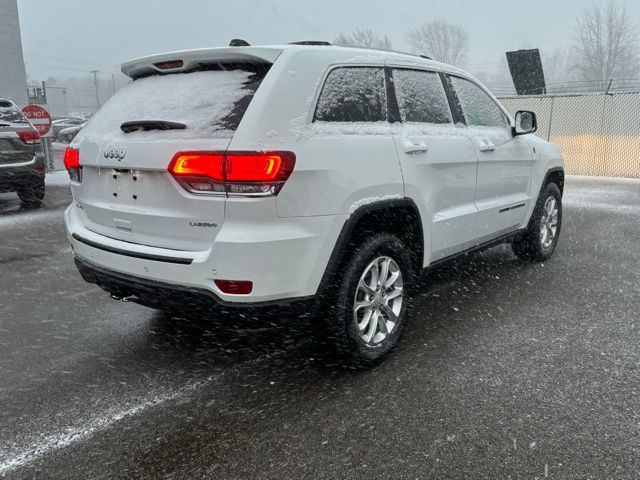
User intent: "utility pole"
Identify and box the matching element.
[90,70,100,110]
[112,74,116,95]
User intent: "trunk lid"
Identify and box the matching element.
[72,65,269,251]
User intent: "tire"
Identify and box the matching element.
[512,182,562,262]
[16,177,45,208]
[321,233,414,368]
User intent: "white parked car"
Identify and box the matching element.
[64,43,564,366]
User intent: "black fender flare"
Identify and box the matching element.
[539,167,565,196]
[315,198,424,297]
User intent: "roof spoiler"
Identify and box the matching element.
[121,47,282,79]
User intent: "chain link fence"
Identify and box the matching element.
[499,92,640,178]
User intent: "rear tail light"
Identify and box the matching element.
[63,147,82,183]
[168,151,295,196]
[17,130,40,145]
[214,279,253,295]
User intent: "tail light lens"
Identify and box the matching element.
[17,130,40,145]
[63,147,82,183]
[168,152,225,194]
[168,151,295,196]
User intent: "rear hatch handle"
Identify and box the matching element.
[120,120,186,133]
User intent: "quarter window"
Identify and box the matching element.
[314,67,387,122]
[393,69,452,124]
[451,77,509,129]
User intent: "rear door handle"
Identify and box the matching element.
[402,140,429,154]
[477,138,496,152]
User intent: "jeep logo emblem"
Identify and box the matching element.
[104,145,127,161]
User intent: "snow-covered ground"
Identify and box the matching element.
[564,175,640,215]
[45,170,70,187]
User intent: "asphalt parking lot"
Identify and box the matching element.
[0,175,638,479]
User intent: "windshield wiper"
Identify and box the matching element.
[0,122,10,127]
[120,120,186,133]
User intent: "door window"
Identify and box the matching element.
[392,69,452,124]
[450,77,509,129]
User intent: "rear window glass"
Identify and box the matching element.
[81,68,266,141]
[0,101,29,127]
[393,69,452,124]
[314,67,387,122]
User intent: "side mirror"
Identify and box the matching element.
[513,110,537,135]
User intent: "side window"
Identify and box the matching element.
[392,69,452,124]
[314,67,387,122]
[450,77,509,129]
[0,100,29,126]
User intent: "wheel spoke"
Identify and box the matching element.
[369,262,379,291]
[355,300,374,313]
[377,310,389,335]
[384,270,400,289]
[358,278,376,295]
[385,288,403,302]
[358,309,373,332]
[546,198,556,215]
[366,310,379,343]
[381,304,398,325]
[379,258,390,289]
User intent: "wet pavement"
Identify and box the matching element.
[0,176,639,479]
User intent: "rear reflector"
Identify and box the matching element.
[214,279,253,295]
[17,130,40,145]
[63,147,82,182]
[169,151,295,196]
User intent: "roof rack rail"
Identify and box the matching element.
[229,39,251,47]
[330,44,437,63]
[289,41,331,46]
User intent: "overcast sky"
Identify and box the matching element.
[17,0,640,79]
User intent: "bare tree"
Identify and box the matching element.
[571,2,640,82]
[541,47,578,90]
[407,21,469,66]
[333,29,393,50]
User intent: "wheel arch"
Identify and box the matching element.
[316,198,424,297]
[523,166,565,232]
[543,167,565,196]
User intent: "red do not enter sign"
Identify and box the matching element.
[22,104,52,137]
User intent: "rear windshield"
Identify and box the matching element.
[81,67,267,141]
[0,100,30,127]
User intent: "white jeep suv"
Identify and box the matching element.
[64,43,564,366]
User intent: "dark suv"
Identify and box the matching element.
[0,98,46,207]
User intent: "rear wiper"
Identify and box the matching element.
[120,120,186,133]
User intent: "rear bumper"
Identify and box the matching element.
[74,256,315,310]
[65,203,346,304]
